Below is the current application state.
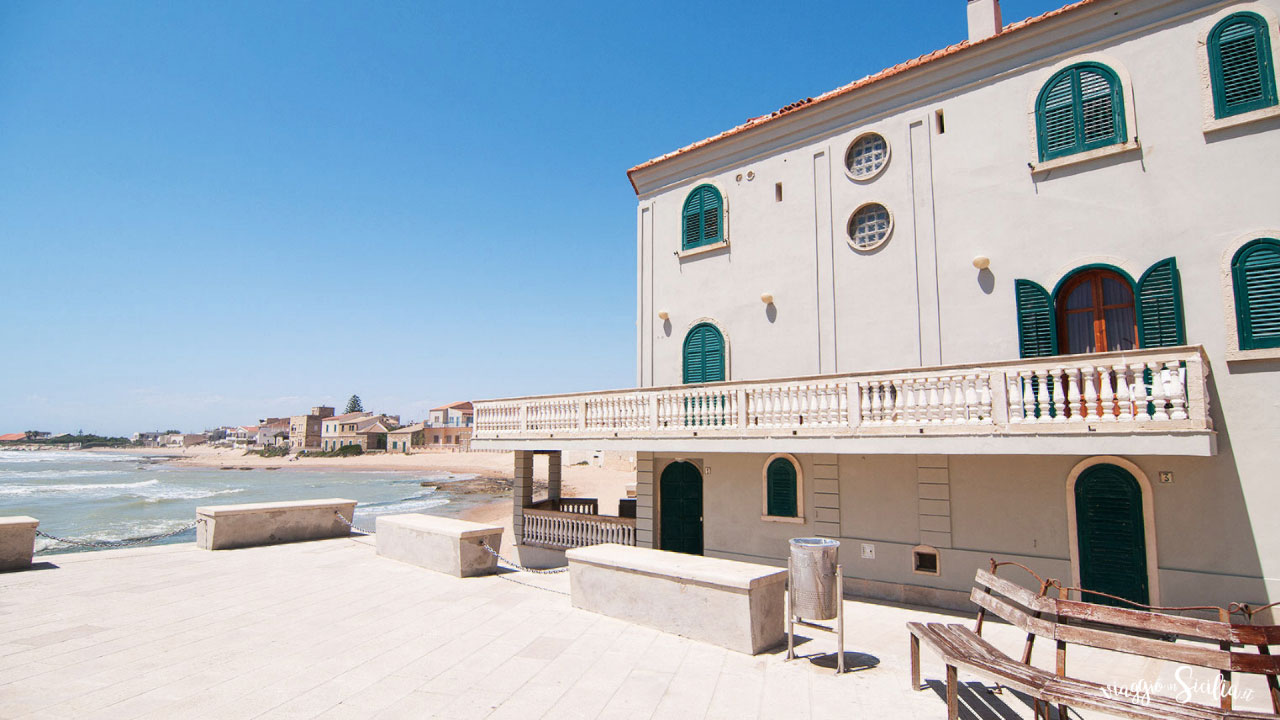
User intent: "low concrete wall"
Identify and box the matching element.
[567,544,787,654]
[0,516,38,572]
[196,499,356,550]
[375,514,503,577]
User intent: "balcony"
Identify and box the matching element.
[519,498,637,550]
[473,346,1215,456]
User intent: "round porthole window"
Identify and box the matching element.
[844,132,890,180]
[848,203,893,251]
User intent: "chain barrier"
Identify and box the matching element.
[333,511,367,533]
[479,540,570,575]
[35,521,200,551]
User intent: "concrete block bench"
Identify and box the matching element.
[196,499,356,550]
[375,514,503,577]
[0,516,39,571]
[566,544,787,654]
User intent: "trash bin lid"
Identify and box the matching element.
[789,537,840,548]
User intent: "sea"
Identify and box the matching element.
[0,450,498,555]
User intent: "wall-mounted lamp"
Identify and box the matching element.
[657,310,669,320]
[760,292,774,305]
[972,255,991,270]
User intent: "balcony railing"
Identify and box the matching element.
[521,507,637,550]
[475,346,1212,443]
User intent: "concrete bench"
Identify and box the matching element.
[375,514,503,577]
[566,544,787,654]
[196,499,356,550]
[0,516,39,571]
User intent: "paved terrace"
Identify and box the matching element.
[1,537,1271,719]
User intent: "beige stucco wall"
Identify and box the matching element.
[648,451,1272,611]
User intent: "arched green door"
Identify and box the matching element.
[683,324,725,384]
[1075,464,1149,607]
[660,461,703,555]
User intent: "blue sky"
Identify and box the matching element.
[0,1,1068,435]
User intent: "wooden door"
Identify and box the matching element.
[1075,463,1149,607]
[660,461,703,555]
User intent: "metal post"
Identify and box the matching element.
[836,563,845,674]
[786,556,795,661]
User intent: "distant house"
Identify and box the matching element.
[387,422,426,453]
[255,418,290,448]
[289,406,334,450]
[0,433,25,443]
[428,401,473,428]
[131,431,167,447]
[232,426,257,450]
[321,413,399,451]
[165,433,207,448]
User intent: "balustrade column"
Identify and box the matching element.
[1008,373,1023,423]
[1149,361,1169,421]
[1166,361,1187,421]
[1130,363,1151,421]
[1099,368,1116,422]
[1082,367,1100,422]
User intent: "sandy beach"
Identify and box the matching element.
[85,446,635,553]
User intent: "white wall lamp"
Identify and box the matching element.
[972,256,991,270]
[657,310,669,320]
[760,293,774,305]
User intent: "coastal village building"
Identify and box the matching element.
[254,418,290,448]
[428,401,474,428]
[474,0,1280,612]
[164,433,207,448]
[289,405,334,450]
[321,413,399,451]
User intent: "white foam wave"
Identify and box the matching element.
[142,487,244,502]
[0,450,147,464]
[0,479,161,497]
[0,469,130,480]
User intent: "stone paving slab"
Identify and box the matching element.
[0,538,1273,719]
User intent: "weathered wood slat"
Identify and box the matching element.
[976,568,1056,613]
[970,586,1056,638]
[1056,598,1234,642]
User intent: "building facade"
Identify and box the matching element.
[290,406,335,450]
[474,0,1280,612]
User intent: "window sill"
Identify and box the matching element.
[1203,105,1280,135]
[1225,346,1280,362]
[1029,139,1141,174]
[678,241,729,259]
[761,514,805,524]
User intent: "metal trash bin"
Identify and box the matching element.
[787,537,845,674]
[789,537,840,620]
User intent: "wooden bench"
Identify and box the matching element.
[907,565,1280,719]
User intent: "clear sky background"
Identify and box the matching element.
[0,1,1068,436]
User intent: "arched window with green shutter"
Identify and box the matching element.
[1209,12,1278,119]
[1233,239,1280,350]
[765,456,798,518]
[1035,63,1127,161]
[681,184,724,250]
[683,322,726,383]
[1137,258,1186,348]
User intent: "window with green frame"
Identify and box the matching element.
[681,184,724,250]
[1232,239,1280,350]
[1035,63,1127,161]
[765,457,798,518]
[1208,12,1278,119]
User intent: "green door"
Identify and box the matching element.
[1075,464,1149,607]
[683,323,725,384]
[660,461,703,555]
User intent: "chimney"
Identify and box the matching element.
[967,0,1002,42]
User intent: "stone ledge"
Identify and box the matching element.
[567,543,787,592]
[196,499,356,550]
[0,515,39,572]
[375,513,502,577]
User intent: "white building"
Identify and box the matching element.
[473,0,1280,612]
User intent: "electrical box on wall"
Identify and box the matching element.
[861,543,875,560]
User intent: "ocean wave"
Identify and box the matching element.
[34,518,198,553]
[141,487,244,502]
[0,451,147,464]
[0,469,131,481]
[0,479,162,497]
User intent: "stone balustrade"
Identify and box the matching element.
[522,508,636,550]
[473,346,1212,454]
[196,499,356,550]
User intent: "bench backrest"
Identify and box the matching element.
[970,567,1280,712]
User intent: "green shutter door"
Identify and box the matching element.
[660,461,703,555]
[683,323,725,383]
[1235,240,1280,349]
[1075,464,1149,608]
[1211,14,1278,118]
[682,191,704,249]
[1015,279,1057,358]
[1137,258,1186,348]
[766,458,797,517]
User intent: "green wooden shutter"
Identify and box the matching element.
[1137,258,1185,348]
[1015,279,1057,358]
[1210,13,1278,119]
[1075,464,1149,608]
[1036,64,1126,161]
[683,323,725,383]
[682,185,723,250]
[766,458,797,517]
[1234,239,1280,349]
